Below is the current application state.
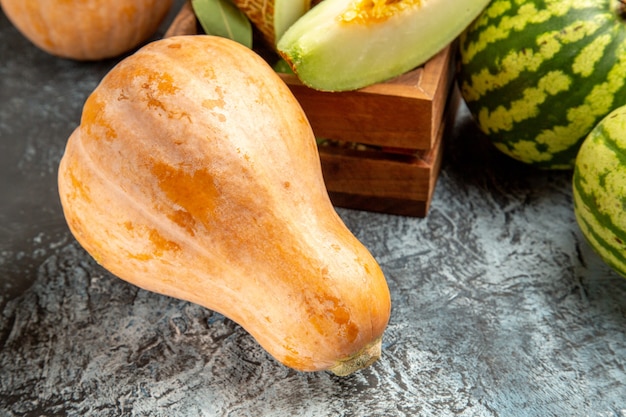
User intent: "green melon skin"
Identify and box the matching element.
[458,0,626,170]
[573,105,626,278]
[276,0,491,92]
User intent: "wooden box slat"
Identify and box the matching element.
[321,87,459,217]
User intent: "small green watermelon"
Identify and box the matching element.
[573,104,626,278]
[459,0,626,169]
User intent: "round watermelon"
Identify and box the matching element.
[458,0,626,169]
[573,104,626,278]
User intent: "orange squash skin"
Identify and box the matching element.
[0,0,173,60]
[58,36,391,373]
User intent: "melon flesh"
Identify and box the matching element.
[232,0,312,46]
[277,0,490,91]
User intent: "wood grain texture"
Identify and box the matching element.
[319,87,459,217]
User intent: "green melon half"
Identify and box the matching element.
[573,104,626,278]
[276,0,490,91]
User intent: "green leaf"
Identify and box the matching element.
[191,0,253,48]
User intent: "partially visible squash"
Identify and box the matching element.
[0,0,173,60]
[57,35,391,375]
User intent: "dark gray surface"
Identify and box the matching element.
[1,3,626,416]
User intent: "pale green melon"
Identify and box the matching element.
[276,0,490,91]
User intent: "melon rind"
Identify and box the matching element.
[232,0,312,46]
[276,0,490,91]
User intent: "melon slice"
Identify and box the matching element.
[277,0,491,91]
[231,0,313,46]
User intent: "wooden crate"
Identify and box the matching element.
[165,2,458,217]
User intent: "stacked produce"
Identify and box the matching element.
[3,0,626,376]
[1,0,494,374]
[182,0,626,279]
[189,0,491,91]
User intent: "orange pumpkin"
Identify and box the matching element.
[0,0,173,60]
[57,35,391,375]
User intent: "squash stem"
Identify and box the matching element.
[329,337,382,377]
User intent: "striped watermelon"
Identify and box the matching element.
[573,105,626,278]
[458,0,626,169]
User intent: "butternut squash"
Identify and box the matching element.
[57,35,391,375]
[0,0,173,60]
